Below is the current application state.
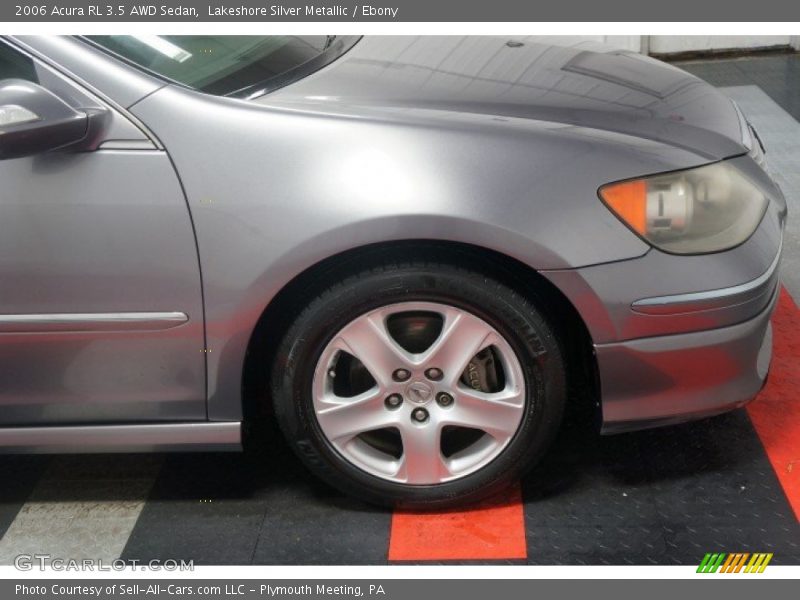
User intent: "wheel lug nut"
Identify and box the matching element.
[425,367,443,381]
[436,392,454,407]
[411,408,429,423]
[385,394,403,409]
[392,368,411,382]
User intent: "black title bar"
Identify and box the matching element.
[4,0,800,22]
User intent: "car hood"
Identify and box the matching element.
[264,36,746,161]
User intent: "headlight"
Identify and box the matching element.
[598,161,769,254]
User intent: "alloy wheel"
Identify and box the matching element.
[311,302,527,485]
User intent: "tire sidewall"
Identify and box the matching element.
[272,265,565,508]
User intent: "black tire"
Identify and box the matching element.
[270,257,566,509]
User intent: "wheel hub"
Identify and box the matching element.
[405,380,434,405]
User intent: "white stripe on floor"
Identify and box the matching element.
[0,455,161,565]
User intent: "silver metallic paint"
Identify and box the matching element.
[12,35,165,110]
[0,35,786,446]
[598,286,778,432]
[0,148,206,425]
[544,192,785,343]
[630,241,782,315]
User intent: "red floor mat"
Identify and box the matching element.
[747,287,800,521]
[388,484,526,561]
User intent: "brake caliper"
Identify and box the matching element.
[461,348,500,393]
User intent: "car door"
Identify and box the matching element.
[0,40,206,425]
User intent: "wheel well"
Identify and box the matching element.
[241,240,600,426]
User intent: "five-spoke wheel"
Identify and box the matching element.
[271,254,565,508]
[313,302,526,484]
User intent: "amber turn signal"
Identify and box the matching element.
[599,179,647,235]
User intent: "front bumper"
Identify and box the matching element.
[542,154,786,434]
[597,284,777,433]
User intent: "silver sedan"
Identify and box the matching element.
[0,36,786,507]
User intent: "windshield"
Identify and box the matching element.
[83,35,354,98]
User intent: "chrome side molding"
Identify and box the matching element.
[0,311,189,333]
[631,245,782,316]
[0,422,241,453]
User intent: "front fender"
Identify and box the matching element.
[131,85,716,420]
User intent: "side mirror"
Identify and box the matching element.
[0,79,93,160]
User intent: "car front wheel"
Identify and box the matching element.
[271,258,566,508]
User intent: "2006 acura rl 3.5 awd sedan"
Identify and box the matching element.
[0,35,786,507]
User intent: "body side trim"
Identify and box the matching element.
[0,422,241,453]
[0,311,189,333]
[631,240,782,315]
[599,285,778,433]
